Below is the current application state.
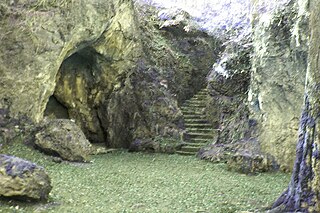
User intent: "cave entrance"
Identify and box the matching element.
[44,95,69,119]
[44,46,108,144]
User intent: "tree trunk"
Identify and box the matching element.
[271,0,320,212]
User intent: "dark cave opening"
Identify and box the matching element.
[44,95,69,119]
[43,46,108,144]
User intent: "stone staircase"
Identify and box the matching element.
[176,88,218,156]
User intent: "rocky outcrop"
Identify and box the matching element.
[249,0,309,171]
[204,34,252,145]
[137,5,220,104]
[0,1,219,150]
[0,154,52,201]
[0,0,129,122]
[201,0,309,172]
[34,119,92,162]
[199,140,277,174]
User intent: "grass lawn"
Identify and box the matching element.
[0,143,290,213]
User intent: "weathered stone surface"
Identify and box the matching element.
[0,154,52,201]
[249,1,309,171]
[205,36,252,145]
[0,0,126,122]
[0,108,35,148]
[35,119,92,162]
[0,1,218,150]
[199,139,278,174]
[140,6,221,103]
[227,152,276,174]
[129,137,182,154]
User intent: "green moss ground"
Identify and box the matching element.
[0,143,290,213]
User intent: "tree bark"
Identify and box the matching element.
[271,0,320,212]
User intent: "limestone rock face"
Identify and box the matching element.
[249,1,309,171]
[0,154,52,201]
[199,140,277,174]
[206,37,252,145]
[35,119,92,162]
[0,1,218,149]
[0,0,129,122]
[140,6,220,103]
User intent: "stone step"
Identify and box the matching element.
[183,114,207,119]
[180,88,214,149]
[185,123,212,128]
[192,94,208,98]
[184,119,209,124]
[186,98,207,103]
[185,99,207,104]
[186,128,221,134]
[187,95,205,100]
[180,105,205,111]
[182,142,208,147]
[181,108,206,112]
[175,150,196,156]
[187,128,220,131]
[189,138,212,143]
[185,104,207,108]
[185,128,218,135]
[183,104,207,109]
[187,132,215,139]
[181,110,205,115]
[186,97,206,102]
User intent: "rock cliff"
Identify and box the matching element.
[249,0,309,171]
[0,0,219,149]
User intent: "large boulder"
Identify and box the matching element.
[34,119,92,162]
[0,154,52,201]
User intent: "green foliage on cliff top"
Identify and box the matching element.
[0,142,290,213]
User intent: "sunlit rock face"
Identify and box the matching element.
[0,0,148,147]
[141,6,220,103]
[0,0,125,122]
[0,0,218,148]
[0,155,52,201]
[249,0,309,171]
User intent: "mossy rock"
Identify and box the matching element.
[34,119,92,162]
[227,152,277,174]
[0,154,52,201]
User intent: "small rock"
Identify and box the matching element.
[0,154,52,201]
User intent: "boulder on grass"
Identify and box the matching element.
[227,151,277,174]
[0,154,52,201]
[35,119,92,162]
[198,139,279,174]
